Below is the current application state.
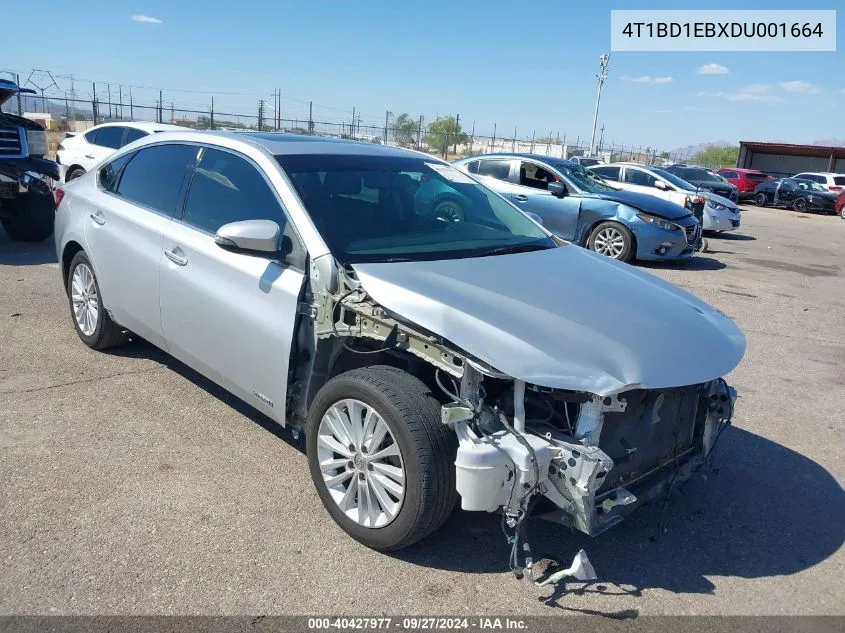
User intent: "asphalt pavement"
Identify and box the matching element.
[1,205,843,616]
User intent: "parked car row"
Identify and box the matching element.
[752,177,843,215]
[54,129,743,558]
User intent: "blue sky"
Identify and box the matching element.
[2,0,842,150]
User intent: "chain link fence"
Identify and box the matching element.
[8,86,704,167]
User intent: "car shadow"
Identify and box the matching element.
[705,232,756,241]
[393,426,844,604]
[103,339,845,610]
[104,338,305,454]
[638,256,726,271]
[0,228,58,265]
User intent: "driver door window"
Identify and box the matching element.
[518,161,556,190]
[476,159,512,182]
[623,168,657,188]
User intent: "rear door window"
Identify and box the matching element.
[833,176,845,186]
[94,126,125,149]
[123,128,148,146]
[97,152,134,192]
[720,170,738,179]
[115,144,199,216]
[476,159,512,181]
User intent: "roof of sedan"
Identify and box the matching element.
[462,152,575,164]
[229,132,431,159]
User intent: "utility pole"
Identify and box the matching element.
[454,113,460,155]
[15,73,22,115]
[210,96,214,130]
[490,123,497,152]
[351,107,356,139]
[512,127,517,153]
[107,83,112,118]
[129,86,133,120]
[598,124,605,153]
[417,114,423,147]
[170,101,174,124]
[118,86,122,119]
[159,90,163,123]
[469,121,475,155]
[384,110,390,145]
[92,82,98,124]
[588,53,610,157]
[258,99,265,131]
[308,100,314,134]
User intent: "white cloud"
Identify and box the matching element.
[779,81,821,93]
[698,63,730,75]
[697,84,783,103]
[621,75,673,84]
[131,15,162,24]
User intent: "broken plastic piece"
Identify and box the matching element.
[534,549,597,587]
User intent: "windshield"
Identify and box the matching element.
[795,180,828,192]
[650,167,696,191]
[546,160,617,194]
[671,167,721,182]
[276,154,553,264]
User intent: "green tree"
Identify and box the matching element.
[690,145,739,168]
[425,116,468,154]
[393,113,419,147]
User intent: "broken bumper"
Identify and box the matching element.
[453,380,736,536]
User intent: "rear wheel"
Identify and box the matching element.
[755,193,768,207]
[587,221,634,262]
[66,251,126,350]
[306,366,457,551]
[793,198,807,212]
[0,189,55,242]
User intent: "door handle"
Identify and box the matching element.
[89,212,105,225]
[514,195,528,202]
[164,248,188,266]
[84,153,96,159]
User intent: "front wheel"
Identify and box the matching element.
[840,206,845,219]
[306,366,457,551]
[755,193,768,207]
[587,221,634,262]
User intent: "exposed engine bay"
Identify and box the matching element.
[290,264,737,580]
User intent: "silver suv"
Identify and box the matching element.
[55,131,743,560]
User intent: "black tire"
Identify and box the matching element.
[587,221,634,262]
[793,198,807,212]
[840,206,845,220]
[431,197,465,222]
[306,366,457,551]
[66,251,127,350]
[0,189,55,242]
[755,193,768,207]
[65,167,86,182]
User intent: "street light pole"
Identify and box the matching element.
[588,53,610,157]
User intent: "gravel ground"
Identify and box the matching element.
[1,205,843,616]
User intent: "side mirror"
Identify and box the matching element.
[548,181,567,198]
[525,211,544,226]
[215,219,283,254]
[654,180,669,190]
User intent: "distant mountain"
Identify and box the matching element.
[669,140,733,158]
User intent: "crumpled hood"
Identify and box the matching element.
[589,189,691,220]
[353,246,745,396]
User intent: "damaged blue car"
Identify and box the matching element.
[453,153,701,262]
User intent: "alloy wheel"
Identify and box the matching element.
[592,226,626,259]
[756,193,767,206]
[316,399,405,528]
[70,263,99,336]
[794,199,807,212]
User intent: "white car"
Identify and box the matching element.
[56,121,184,182]
[588,162,741,232]
[792,172,845,193]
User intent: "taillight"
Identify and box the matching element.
[54,188,65,210]
[829,186,843,191]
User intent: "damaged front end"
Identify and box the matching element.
[448,369,735,538]
[303,267,737,549]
